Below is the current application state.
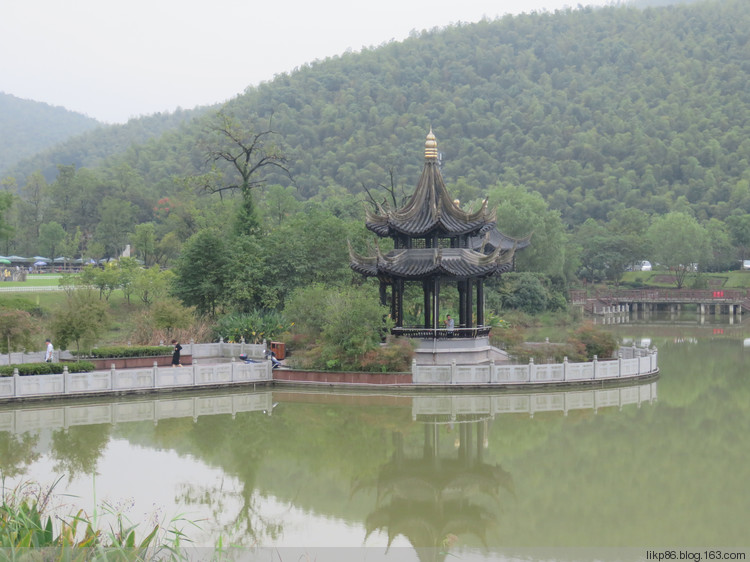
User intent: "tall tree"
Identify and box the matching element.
[0,191,13,252]
[647,212,709,288]
[171,228,233,316]
[200,111,290,236]
[94,197,136,258]
[38,221,66,261]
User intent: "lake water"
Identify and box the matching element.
[2,312,749,561]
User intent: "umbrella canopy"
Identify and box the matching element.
[0,258,10,265]
[34,260,47,266]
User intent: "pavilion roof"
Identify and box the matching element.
[365,130,496,238]
[349,244,516,280]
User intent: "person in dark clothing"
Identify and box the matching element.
[171,340,182,367]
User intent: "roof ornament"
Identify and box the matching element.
[425,128,438,160]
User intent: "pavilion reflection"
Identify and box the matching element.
[353,381,658,559]
[358,414,511,560]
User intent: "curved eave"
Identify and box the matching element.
[350,247,516,280]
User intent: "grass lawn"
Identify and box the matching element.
[0,274,63,287]
[0,289,144,348]
[621,270,750,289]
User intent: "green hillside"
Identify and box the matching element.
[2,0,749,272]
[0,93,100,177]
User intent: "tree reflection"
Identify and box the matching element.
[354,416,513,560]
[0,432,40,478]
[50,424,111,477]
[165,412,283,546]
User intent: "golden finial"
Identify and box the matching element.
[425,128,438,160]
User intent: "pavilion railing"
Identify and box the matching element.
[392,326,492,339]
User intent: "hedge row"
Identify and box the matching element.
[0,361,96,377]
[70,346,174,359]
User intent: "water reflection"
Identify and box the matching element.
[357,416,512,558]
[592,308,745,326]
[1,381,658,555]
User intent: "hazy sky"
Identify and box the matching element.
[1,0,610,124]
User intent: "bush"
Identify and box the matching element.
[567,324,618,360]
[0,361,95,377]
[357,338,416,372]
[212,310,291,344]
[70,345,172,359]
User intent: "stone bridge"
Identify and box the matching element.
[570,288,750,316]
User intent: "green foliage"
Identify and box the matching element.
[575,218,646,283]
[568,324,619,361]
[6,0,750,269]
[171,228,233,316]
[50,289,110,354]
[284,284,402,371]
[0,480,190,556]
[212,310,291,344]
[486,183,568,278]
[0,308,38,353]
[132,266,175,307]
[492,272,566,315]
[0,361,94,376]
[647,212,710,288]
[150,298,195,337]
[69,345,173,359]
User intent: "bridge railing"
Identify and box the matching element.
[592,288,748,302]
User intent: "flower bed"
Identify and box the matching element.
[74,355,193,369]
[67,345,191,369]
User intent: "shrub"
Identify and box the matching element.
[70,346,172,359]
[0,361,95,377]
[568,324,618,360]
[212,310,291,344]
[358,338,416,372]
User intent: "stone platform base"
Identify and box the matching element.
[413,336,509,366]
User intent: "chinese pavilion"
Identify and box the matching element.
[349,130,530,341]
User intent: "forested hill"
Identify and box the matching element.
[232,0,749,225]
[6,0,750,228]
[0,93,100,177]
[5,105,214,186]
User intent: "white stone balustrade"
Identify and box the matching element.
[0,359,272,401]
[411,345,658,385]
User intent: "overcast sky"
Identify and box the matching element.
[1,0,610,124]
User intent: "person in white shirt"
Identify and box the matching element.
[45,338,54,362]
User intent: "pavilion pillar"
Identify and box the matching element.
[379,280,387,307]
[423,280,431,329]
[395,279,404,327]
[390,283,397,325]
[465,278,474,328]
[458,282,465,327]
[433,278,441,332]
[477,280,484,326]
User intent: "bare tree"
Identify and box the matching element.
[200,111,291,235]
[361,167,408,211]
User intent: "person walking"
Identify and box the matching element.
[45,338,54,362]
[171,340,183,367]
